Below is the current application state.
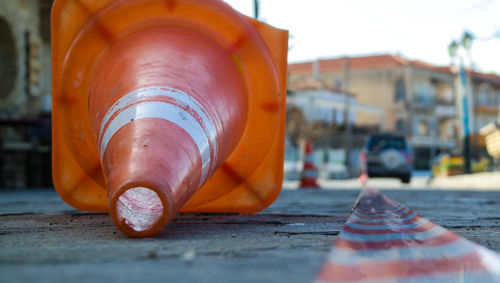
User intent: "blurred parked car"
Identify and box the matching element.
[360,133,412,183]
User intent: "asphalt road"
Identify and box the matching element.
[0,185,499,283]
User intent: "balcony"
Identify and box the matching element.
[410,135,456,148]
[411,94,435,111]
[435,105,456,118]
[436,98,455,106]
[475,104,498,115]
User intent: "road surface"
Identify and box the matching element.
[1,184,499,283]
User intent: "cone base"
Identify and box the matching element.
[299,179,320,189]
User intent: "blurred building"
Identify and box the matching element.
[287,79,384,127]
[470,71,500,133]
[0,0,52,116]
[289,54,500,170]
[285,78,383,179]
[0,0,53,188]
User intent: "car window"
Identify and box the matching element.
[368,136,406,151]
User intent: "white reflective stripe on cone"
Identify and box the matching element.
[99,96,218,186]
[98,86,218,176]
[302,169,318,178]
[305,154,315,163]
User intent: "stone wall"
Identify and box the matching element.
[0,0,52,117]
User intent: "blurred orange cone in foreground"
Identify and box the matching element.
[358,173,369,186]
[51,0,288,237]
[299,141,320,189]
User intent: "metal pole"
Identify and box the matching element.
[459,60,472,174]
[253,0,259,19]
[343,58,353,177]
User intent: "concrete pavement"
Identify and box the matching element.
[430,172,500,190]
[1,187,499,283]
[284,173,500,191]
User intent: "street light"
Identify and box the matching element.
[448,31,475,174]
[462,32,474,50]
[254,0,259,19]
[448,40,458,58]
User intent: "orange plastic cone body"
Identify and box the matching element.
[299,141,320,189]
[358,172,369,185]
[51,0,288,237]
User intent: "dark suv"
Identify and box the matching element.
[360,133,412,183]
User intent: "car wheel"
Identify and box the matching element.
[401,175,411,184]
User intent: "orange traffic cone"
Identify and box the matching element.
[51,0,288,237]
[299,141,320,189]
[358,172,369,186]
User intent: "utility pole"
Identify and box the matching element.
[448,31,474,174]
[254,0,259,19]
[343,57,353,177]
[459,62,471,174]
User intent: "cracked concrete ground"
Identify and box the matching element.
[0,188,499,283]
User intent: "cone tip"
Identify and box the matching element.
[112,186,169,237]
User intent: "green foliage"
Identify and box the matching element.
[471,158,492,173]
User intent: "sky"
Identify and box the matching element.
[223,0,500,75]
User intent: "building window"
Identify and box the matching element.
[331,108,337,124]
[479,85,488,105]
[396,119,406,134]
[413,80,433,105]
[489,91,496,105]
[394,78,406,102]
[437,84,453,104]
[0,17,17,99]
[439,120,453,140]
[40,0,53,42]
[418,120,429,136]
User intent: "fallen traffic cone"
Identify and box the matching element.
[358,172,368,186]
[299,141,320,189]
[51,0,288,237]
[316,187,500,282]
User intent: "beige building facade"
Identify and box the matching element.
[471,72,500,133]
[289,54,466,169]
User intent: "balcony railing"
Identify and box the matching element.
[435,105,456,118]
[412,94,435,109]
[435,98,454,106]
[475,104,499,114]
